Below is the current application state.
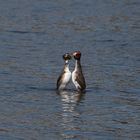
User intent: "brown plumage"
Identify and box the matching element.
[72,51,86,91]
[57,53,72,90]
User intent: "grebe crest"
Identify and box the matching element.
[73,51,81,60]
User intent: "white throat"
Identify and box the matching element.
[65,61,70,72]
[74,60,78,70]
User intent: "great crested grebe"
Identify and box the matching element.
[72,51,86,91]
[57,53,72,90]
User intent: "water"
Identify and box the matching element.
[0,0,140,139]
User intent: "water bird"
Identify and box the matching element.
[72,51,86,91]
[57,53,72,90]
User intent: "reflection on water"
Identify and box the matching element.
[58,90,85,139]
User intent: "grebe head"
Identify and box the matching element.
[63,53,71,60]
[63,53,71,64]
[73,51,81,60]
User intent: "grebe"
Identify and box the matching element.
[57,53,72,90]
[72,51,86,91]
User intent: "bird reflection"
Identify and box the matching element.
[57,90,85,139]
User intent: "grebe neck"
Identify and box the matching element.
[74,60,82,71]
[64,61,70,72]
